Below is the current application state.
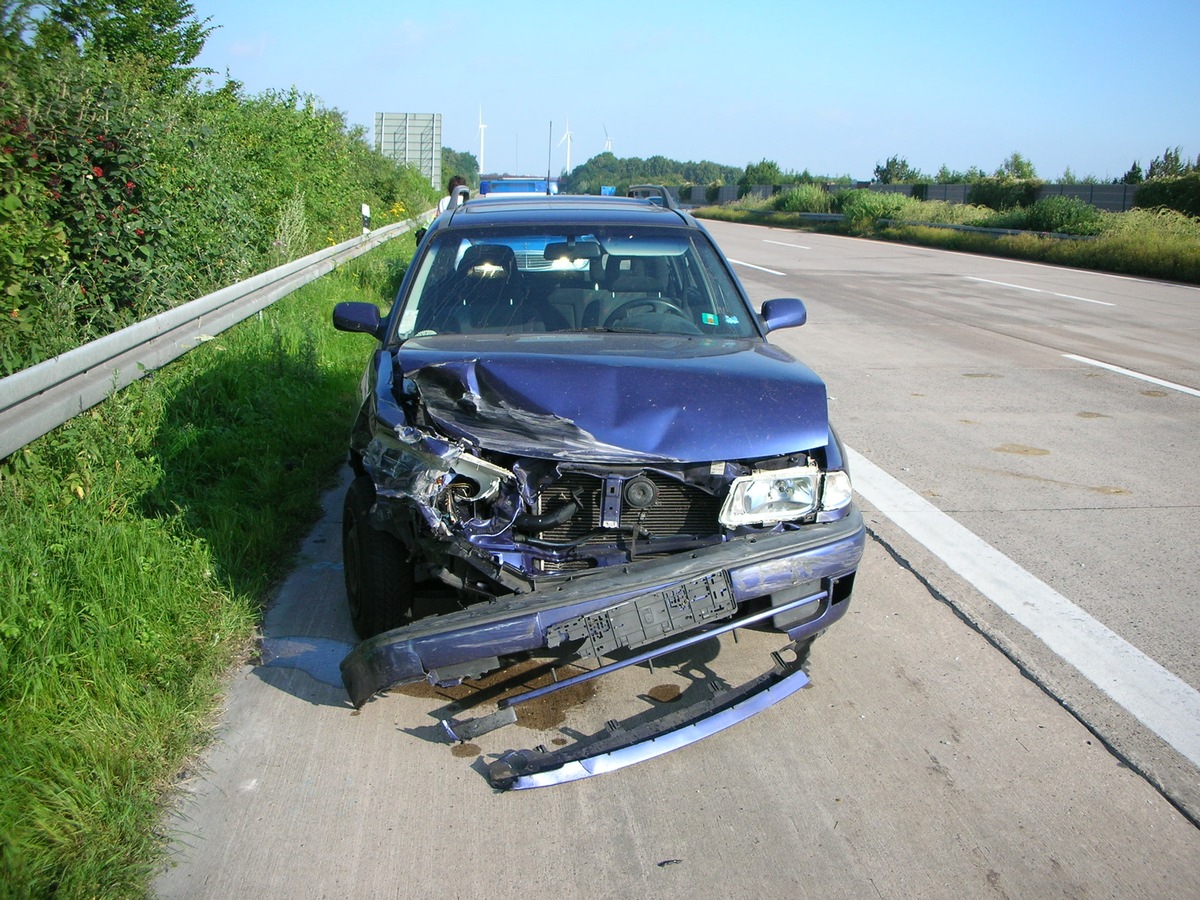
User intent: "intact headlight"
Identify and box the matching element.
[719,465,820,527]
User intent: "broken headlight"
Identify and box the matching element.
[819,470,853,514]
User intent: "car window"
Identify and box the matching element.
[395,226,757,340]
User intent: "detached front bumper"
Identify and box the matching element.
[340,507,865,708]
[488,634,813,789]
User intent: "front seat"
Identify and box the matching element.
[581,256,669,327]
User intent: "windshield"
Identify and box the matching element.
[394,225,758,340]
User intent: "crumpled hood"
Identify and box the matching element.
[397,334,829,463]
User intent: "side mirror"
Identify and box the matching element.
[760,297,807,333]
[414,226,427,244]
[332,302,383,339]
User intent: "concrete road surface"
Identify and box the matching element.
[155,224,1200,898]
[704,220,1200,822]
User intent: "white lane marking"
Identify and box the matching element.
[966,276,1115,306]
[846,445,1200,768]
[1063,353,1200,398]
[1055,291,1107,304]
[764,239,812,250]
[729,258,786,276]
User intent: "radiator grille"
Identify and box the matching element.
[535,472,722,544]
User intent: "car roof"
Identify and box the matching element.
[439,195,697,230]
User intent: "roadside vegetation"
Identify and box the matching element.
[690,148,1200,284]
[560,154,852,199]
[0,0,436,377]
[874,207,1200,284]
[0,234,414,896]
[696,183,1200,285]
[0,0,436,894]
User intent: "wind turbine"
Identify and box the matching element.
[557,117,573,173]
[603,124,612,154]
[477,107,487,175]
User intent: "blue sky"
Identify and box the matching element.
[191,0,1200,182]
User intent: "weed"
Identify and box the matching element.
[836,189,920,232]
[774,185,833,214]
[271,186,311,265]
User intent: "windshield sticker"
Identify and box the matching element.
[723,315,740,325]
[701,313,718,326]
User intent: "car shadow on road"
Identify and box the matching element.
[251,660,351,708]
[243,465,366,709]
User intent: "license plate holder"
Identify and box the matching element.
[549,571,737,658]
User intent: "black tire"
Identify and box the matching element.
[342,476,414,639]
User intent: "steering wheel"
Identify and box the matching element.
[603,297,691,328]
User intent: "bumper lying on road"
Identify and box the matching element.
[487,634,813,789]
[339,508,864,710]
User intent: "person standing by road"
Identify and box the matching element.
[437,175,468,213]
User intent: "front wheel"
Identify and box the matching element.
[342,476,414,639]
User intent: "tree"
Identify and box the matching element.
[1119,161,1144,185]
[738,158,784,192]
[934,165,961,184]
[560,152,741,195]
[1147,146,1190,179]
[996,151,1037,180]
[441,146,478,189]
[35,0,213,90]
[874,155,925,184]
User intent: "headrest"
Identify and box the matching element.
[458,244,516,276]
[605,255,667,293]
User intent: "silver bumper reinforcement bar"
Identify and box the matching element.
[437,590,826,789]
[487,639,811,789]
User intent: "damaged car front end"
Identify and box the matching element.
[333,196,865,787]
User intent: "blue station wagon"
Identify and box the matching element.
[332,192,865,788]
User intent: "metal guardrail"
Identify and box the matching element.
[0,217,422,461]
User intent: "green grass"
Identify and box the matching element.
[694,201,1200,285]
[875,207,1200,283]
[0,236,412,898]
